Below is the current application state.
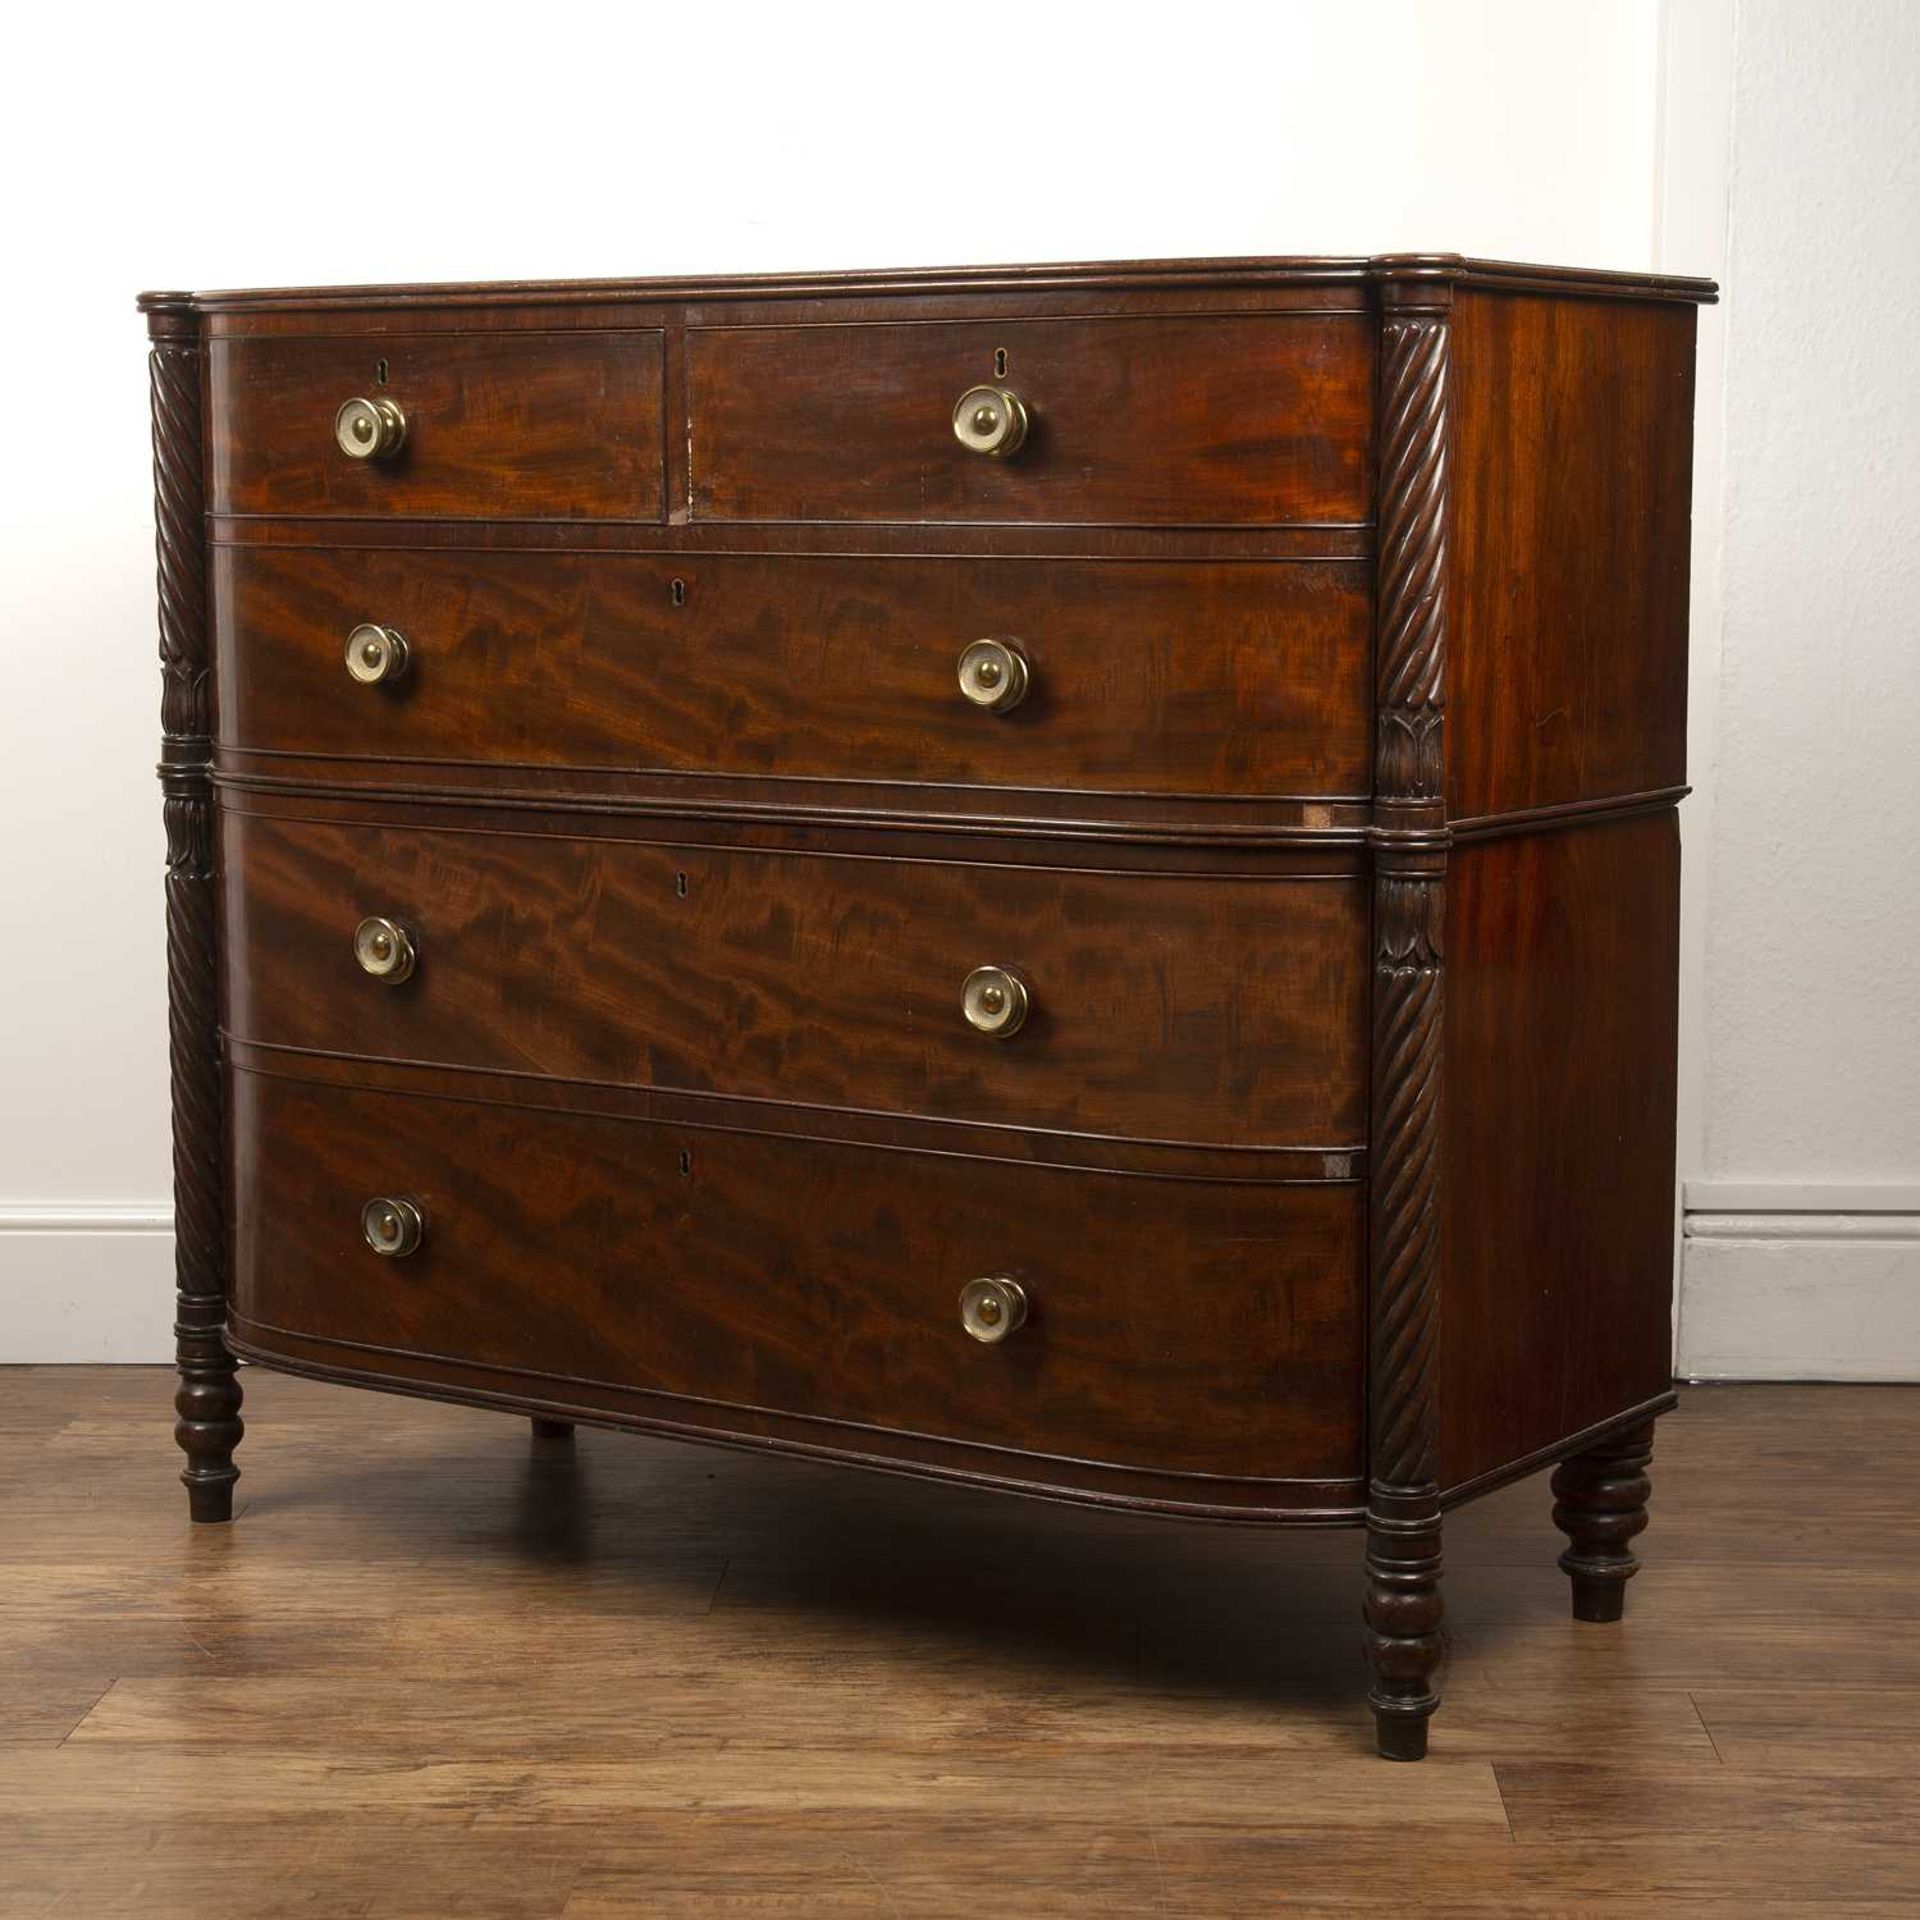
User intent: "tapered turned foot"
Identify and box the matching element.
[175,1310,243,1525]
[531,1417,575,1441]
[1552,1420,1655,1622]
[1364,1489,1444,1760]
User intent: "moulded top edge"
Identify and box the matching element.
[139,253,1718,315]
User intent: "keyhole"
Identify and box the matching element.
[670,577,686,607]
[678,1149,692,1177]
[676,871,689,898]
[375,358,389,386]
[994,347,1008,378]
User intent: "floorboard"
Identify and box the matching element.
[0,1370,1915,1915]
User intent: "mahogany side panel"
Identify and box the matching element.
[213,546,1372,799]
[145,297,244,1522]
[1439,811,1680,1491]
[207,332,666,520]
[220,811,1368,1150]
[228,1072,1366,1488]
[1447,291,1696,822]
[687,314,1374,526]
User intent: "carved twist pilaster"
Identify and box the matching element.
[1364,285,1452,1759]
[1374,314,1449,810]
[1368,869,1444,1488]
[1363,859,1446,1758]
[1552,1421,1656,1622]
[147,300,242,1522]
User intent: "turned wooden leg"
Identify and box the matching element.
[1364,1490,1444,1760]
[149,301,243,1526]
[531,1417,576,1441]
[1552,1420,1655,1622]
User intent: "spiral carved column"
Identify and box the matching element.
[1364,279,1451,1759]
[1552,1420,1656,1622]
[145,294,242,1523]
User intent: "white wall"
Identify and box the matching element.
[1675,0,1920,1377]
[0,0,1676,1360]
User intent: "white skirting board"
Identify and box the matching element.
[1679,1183,1920,1382]
[0,1207,175,1363]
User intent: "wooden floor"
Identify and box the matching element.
[3,1372,1918,1916]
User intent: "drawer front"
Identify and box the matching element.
[215,547,1371,799]
[231,1073,1364,1481]
[688,315,1372,525]
[223,813,1367,1148]
[208,332,665,519]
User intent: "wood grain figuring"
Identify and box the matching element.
[228,1073,1365,1487]
[207,332,666,519]
[1448,290,1696,819]
[1440,812,1680,1490]
[220,811,1369,1149]
[214,546,1372,798]
[4,1372,1912,1918]
[687,315,1374,525]
[143,255,1714,1762]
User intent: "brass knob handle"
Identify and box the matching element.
[961,964,1029,1038]
[361,1195,425,1258]
[959,1275,1028,1344]
[345,623,410,687]
[957,638,1030,713]
[353,915,417,985]
[952,384,1029,459]
[335,395,408,461]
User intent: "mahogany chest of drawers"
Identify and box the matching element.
[140,254,1713,1758]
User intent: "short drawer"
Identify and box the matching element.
[222,812,1367,1149]
[214,547,1371,800]
[688,314,1372,525]
[230,1073,1364,1483]
[207,331,665,519]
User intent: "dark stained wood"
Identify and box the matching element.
[207,331,666,520]
[687,314,1374,526]
[220,810,1369,1149]
[214,546,1372,798]
[144,254,1713,1761]
[1447,290,1697,820]
[228,1072,1366,1493]
[145,297,244,1524]
[1363,283,1452,1761]
[163,250,1718,312]
[1439,812,1681,1491]
[1551,1419,1656,1621]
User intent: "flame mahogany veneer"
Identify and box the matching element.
[141,253,1713,1759]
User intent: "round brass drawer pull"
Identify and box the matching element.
[353,915,417,985]
[345,623,410,687]
[961,964,1029,1038]
[335,395,408,461]
[952,383,1029,459]
[957,638,1030,713]
[959,1275,1028,1344]
[361,1195,425,1259]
